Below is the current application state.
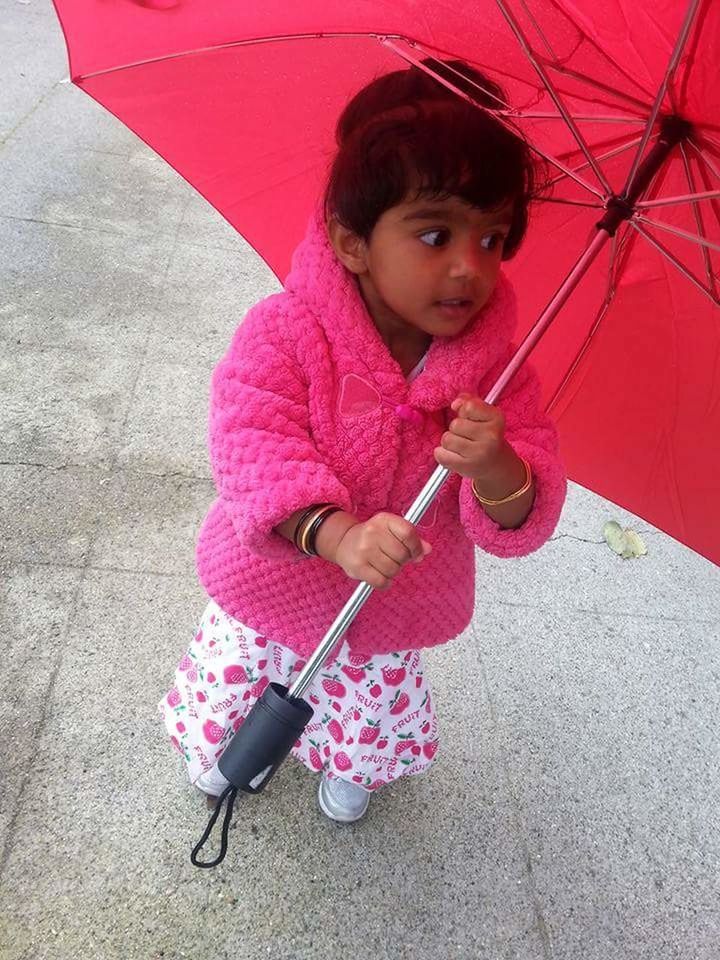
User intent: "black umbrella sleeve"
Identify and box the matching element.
[217,682,314,793]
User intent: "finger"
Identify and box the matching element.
[373,548,403,578]
[450,392,473,412]
[366,559,393,591]
[454,397,496,422]
[386,516,424,561]
[434,446,473,473]
[440,431,476,458]
[379,539,413,566]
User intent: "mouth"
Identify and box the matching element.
[435,299,475,317]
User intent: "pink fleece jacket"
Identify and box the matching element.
[195,203,566,658]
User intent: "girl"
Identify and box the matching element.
[159,59,566,823]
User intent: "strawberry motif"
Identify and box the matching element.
[421,721,431,735]
[389,691,411,716]
[394,735,417,756]
[334,752,352,772]
[166,687,181,707]
[325,717,344,744]
[423,740,439,760]
[377,737,389,750]
[293,660,307,672]
[194,629,203,643]
[352,774,364,784]
[170,736,182,754]
[207,672,216,684]
[381,665,406,686]
[196,691,207,703]
[186,668,198,683]
[348,652,371,667]
[359,720,380,744]
[368,779,386,790]
[368,683,382,698]
[415,676,423,689]
[233,715,245,731]
[223,664,248,685]
[321,676,347,698]
[176,721,186,734]
[308,740,323,770]
[202,719,224,745]
[411,745,421,756]
[254,636,268,648]
[309,694,320,705]
[331,701,342,713]
[251,676,269,699]
[353,709,362,721]
[257,659,268,670]
[340,665,366,683]
[178,655,193,672]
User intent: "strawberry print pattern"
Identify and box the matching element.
[159,600,440,790]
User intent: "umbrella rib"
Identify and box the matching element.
[494,0,612,196]
[546,232,621,415]
[686,139,720,183]
[502,112,647,124]
[630,221,720,306]
[679,142,719,299]
[545,65,653,115]
[637,190,720,209]
[74,31,423,80]
[634,215,720,255]
[382,39,605,200]
[623,0,703,194]
[547,135,646,189]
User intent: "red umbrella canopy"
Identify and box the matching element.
[53,0,720,564]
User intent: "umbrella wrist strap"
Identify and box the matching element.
[190,784,237,868]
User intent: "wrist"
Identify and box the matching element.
[313,510,358,563]
[471,442,527,501]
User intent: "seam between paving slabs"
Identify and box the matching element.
[474,621,555,960]
[0,201,190,877]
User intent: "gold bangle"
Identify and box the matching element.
[471,457,533,506]
[299,505,334,556]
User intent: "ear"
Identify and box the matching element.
[327,216,369,276]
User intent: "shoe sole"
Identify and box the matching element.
[317,780,369,823]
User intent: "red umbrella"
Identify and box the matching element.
[51,0,720,566]
[51,0,720,864]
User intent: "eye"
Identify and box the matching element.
[419,229,449,248]
[480,231,508,251]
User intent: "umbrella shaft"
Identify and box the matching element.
[288,228,614,702]
[287,466,450,699]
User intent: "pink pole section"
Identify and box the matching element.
[485,228,611,404]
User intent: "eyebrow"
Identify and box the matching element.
[401,206,513,225]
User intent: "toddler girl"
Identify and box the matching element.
[159,59,566,823]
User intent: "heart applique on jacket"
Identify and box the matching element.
[338,374,382,418]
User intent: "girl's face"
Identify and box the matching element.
[329,191,514,345]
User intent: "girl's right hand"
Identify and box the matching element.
[324,512,432,590]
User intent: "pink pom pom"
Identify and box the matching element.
[395,404,424,427]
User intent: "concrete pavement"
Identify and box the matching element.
[1,5,719,959]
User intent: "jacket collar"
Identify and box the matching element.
[284,201,518,410]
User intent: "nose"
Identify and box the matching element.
[448,237,487,281]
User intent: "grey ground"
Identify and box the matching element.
[1,5,719,959]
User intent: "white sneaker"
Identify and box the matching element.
[317,773,370,823]
[195,764,231,797]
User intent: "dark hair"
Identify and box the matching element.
[323,59,546,260]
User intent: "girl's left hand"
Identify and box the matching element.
[434,392,507,480]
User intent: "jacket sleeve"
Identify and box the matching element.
[208,301,354,561]
[457,348,567,557]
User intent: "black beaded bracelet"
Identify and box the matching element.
[305,506,343,556]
